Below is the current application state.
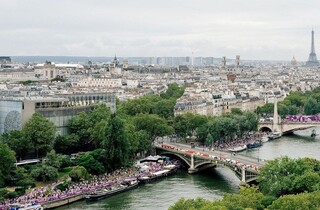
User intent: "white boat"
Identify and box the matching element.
[261,136,269,143]
[268,132,282,140]
[9,203,43,210]
[228,145,247,152]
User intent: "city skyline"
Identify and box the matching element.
[1,0,320,61]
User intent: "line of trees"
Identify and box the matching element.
[257,87,320,117]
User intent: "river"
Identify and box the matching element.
[57,128,320,210]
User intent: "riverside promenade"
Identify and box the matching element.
[0,161,176,210]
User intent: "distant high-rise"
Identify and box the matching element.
[221,56,226,68]
[306,30,319,66]
[235,55,240,67]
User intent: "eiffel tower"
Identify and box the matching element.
[306,29,319,66]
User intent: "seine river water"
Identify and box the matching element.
[57,128,320,210]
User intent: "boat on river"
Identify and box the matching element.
[261,136,269,143]
[85,179,139,201]
[246,140,262,149]
[268,131,281,140]
[138,165,178,184]
[228,145,247,152]
[9,203,43,210]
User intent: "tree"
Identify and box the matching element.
[169,186,267,210]
[258,156,320,197]
[153,99,176,119]
[76,152,105,175]
[173,114,190,140]
[0,141,16,187]
[90,120,108,148]
[205,133,214,146]
[45,150,63,170]
[125,123,151,156]
[217,186,265,210]
[102,113,130,170]
[14,167,35,189]
[54,134,79,154]
[160,83,185,99]
[23,113,56,157]
[68,112,91,149]
[169,197,220,210]
[69,166,90,182]
[256,103,274,116]
[134,113,174,141]
[268,190,320,210]
[3,130,31,160]
[30,164,59,182]
[304,97,319,115]
[68,104,111,150]
[119,95,160,116]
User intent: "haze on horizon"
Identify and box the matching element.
[1,0,320,61]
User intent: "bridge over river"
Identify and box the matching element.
[155,142,266,185]
[258,97,320,134]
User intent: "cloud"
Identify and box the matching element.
[1,0,320,60]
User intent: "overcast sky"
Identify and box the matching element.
[1,0,320,60]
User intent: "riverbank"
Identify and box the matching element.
[0,160,178,210]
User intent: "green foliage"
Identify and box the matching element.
[258,156,320,197]
[217,186,265,210]
[30,164,59,182]
[68,166,90,182]
[68,104,111,150]
[23,113,56,157]
[257,88,320,116]
[118,83,184,119]
[75,152,105,175]
[170,186,266,210]
[14,167,35,189]
[102,114,129,170]
[174,113,208,139]
[196,111,257,144]
[268,190,320,210]
[153,99,176,119]
[0,141,16,187]
[230,108,243,115]
[45,150,63,170]
[256,103,274,116]
[2,130,31,160]
[119,95,161,116]
[54,134,79,154]
[169,197,220,210]
[56,181,69,191]
[125,123,151,156]
[134,113,174,141]
[304,97,319,115]
[90,120,108,148]
[68,112,91,148]
[18,80,35,86]
[160,83,185,99]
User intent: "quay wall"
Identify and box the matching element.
[42,194,84,209]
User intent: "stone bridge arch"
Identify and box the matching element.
[158,151,191,167]
[258,126,272,132]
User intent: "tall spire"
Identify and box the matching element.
[306,29,319,66]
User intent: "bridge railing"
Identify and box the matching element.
[156,143,260,172]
